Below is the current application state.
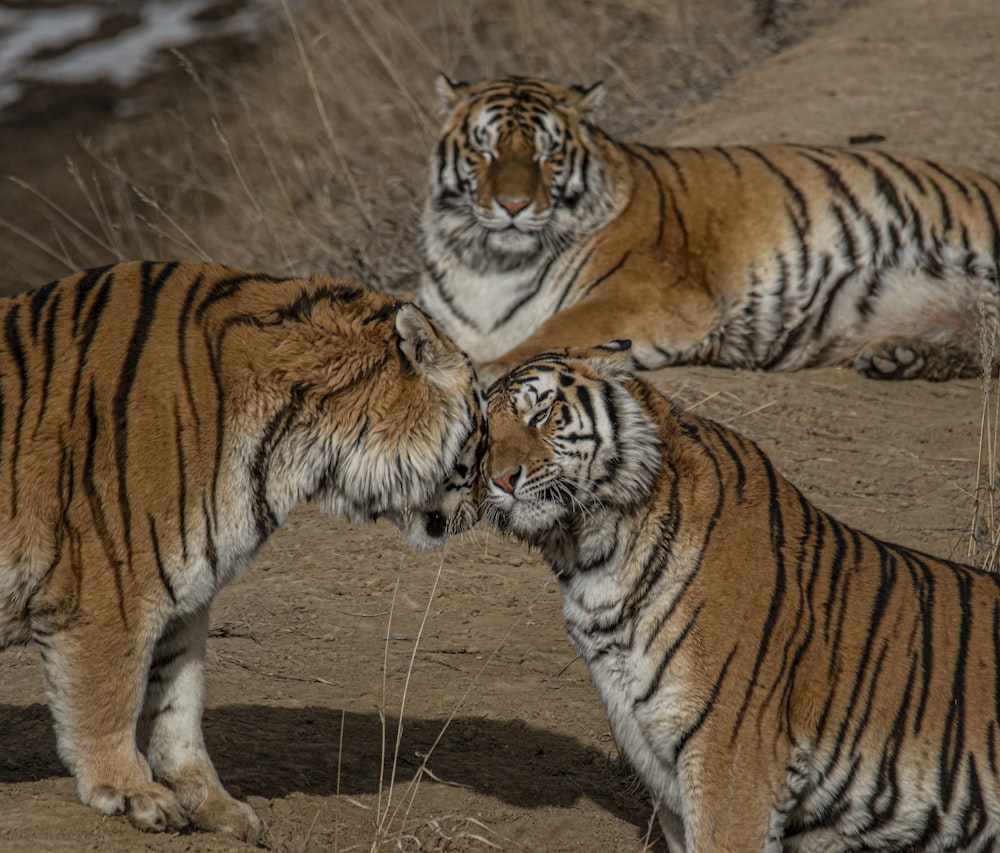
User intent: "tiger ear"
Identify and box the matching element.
[569,81,605,113]
[396,303,452,375]
[568,339,635,380]
[436,73,468,109]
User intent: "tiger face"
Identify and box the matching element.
[426,75,618,270]
[483,342,659,556]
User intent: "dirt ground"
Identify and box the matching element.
[1,0,1000,851]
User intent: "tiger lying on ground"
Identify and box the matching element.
[0,260,482,842]
[419,75,1000,386]
[483,341,1000,852]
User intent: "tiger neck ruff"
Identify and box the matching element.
[483,342,1000,852]
[0,260,482,841]
[419,75,1000,386]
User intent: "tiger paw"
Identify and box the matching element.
[853,337,979,381]
[85,781,188,833]
[190,792,264,845]
[854,342,924,380]
[476,359,512,390]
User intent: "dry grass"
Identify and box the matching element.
[0,0,852,294]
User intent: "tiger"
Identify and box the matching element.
[0,260,482,842]
[419,75,1000,386]
[482,341,1000,851]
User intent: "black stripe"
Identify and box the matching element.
[901,550,935,734]
[637,143,687,192]
[250,387,306,540]
[5,304,27,514]
[113,261,178,560]
[496,252,561,326]
[148,515,177,604]
[636,603,706,705]
[714,146,741,176]
[971,181,1000,267]
[36,289,61,430]
[740,147,810,231]
[28,280,57,339]
[422,257,483,332]
[71,267,115,414]
[924,160,972,200]
[627,144,684,250]
[173,401,189,563]
[83,382,128,625]
[733,443,788,732]
[70,264,114,336]
[940,568,973,807]
[874,151,927,194]
[194,270,283,322]
[178,272,206,434]
[199,493,218,580]
[677,646,737,756]
[704,420,746,498]
[569,251,631,309]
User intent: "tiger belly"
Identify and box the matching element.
[760,257,998,372]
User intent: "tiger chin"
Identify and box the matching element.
[0,260,482,843]
[483,341,1000,851]
[419,75,1000,386]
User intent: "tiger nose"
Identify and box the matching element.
[496,196,530,217]
[492,468,520,494]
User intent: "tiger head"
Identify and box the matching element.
[222,282,483,550]
[425,75,622,270]
[482,341,659,550]
[389,378,487,551]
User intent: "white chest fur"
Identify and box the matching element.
[419,263,554,362]
[559,575,691,822]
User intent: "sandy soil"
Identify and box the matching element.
[1,0,999,850]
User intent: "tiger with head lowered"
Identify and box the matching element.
[483,342,1000,851]
[0,260,483,842]
[419,75,1000,386]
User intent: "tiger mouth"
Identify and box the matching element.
[424,511,447,539]
[483,227,543,254]
[485,496,562,539]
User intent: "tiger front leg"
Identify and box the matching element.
[37,607,188,833]
[476,281,720,387]
[674,739,791,853]
[140,604,263,844]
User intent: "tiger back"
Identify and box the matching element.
[0,260,481,841]
[419,75,1000,385]
[483,343,1000,851]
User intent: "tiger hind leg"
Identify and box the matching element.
[140,605,263,844]
[38,617,189,834]
[851,334,984,380]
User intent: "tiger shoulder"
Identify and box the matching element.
[419,75,1000,385]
